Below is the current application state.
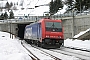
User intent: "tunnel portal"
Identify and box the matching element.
[17,24,29,39]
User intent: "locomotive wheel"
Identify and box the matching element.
[39,42,43,47]
[35,41,37,46]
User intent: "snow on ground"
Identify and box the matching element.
[0,31,32,60]
[0,31,90,60]
[67,28,90,50]
[64,39,90,50]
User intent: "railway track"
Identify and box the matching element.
[31,45,61,60]
[21,40,61,60]
[21,40,90,60]
[21,41,40,60]
[49,47,90,60]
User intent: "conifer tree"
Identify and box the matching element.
[5,2,10,11]
[49,0,63,15]
[0,13,4,20]
[75,0,90,11]
[9,10,14,19]
[4,12,8,19]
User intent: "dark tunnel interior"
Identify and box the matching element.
[17,24,28,39]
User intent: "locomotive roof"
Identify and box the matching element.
[25,18,62,28]
[25,22,39,28]
[39,18,62,22]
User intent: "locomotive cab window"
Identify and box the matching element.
[45,22,62,32]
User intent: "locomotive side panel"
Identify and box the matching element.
[24,25,32,39]
[24,23,42,41]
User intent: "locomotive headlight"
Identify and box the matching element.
[46,35,49,37]
[58,36,61,38]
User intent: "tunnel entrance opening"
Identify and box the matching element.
[17,24,28,39]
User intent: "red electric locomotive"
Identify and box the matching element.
[24,18,64,48]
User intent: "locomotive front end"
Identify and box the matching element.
[41,19,64,48]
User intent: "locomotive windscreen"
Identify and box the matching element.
[45,22,62,32]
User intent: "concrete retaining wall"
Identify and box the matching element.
[62,15,90,39]
[0,23,17,36]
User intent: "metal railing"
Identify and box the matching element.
[0,12,90,23]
